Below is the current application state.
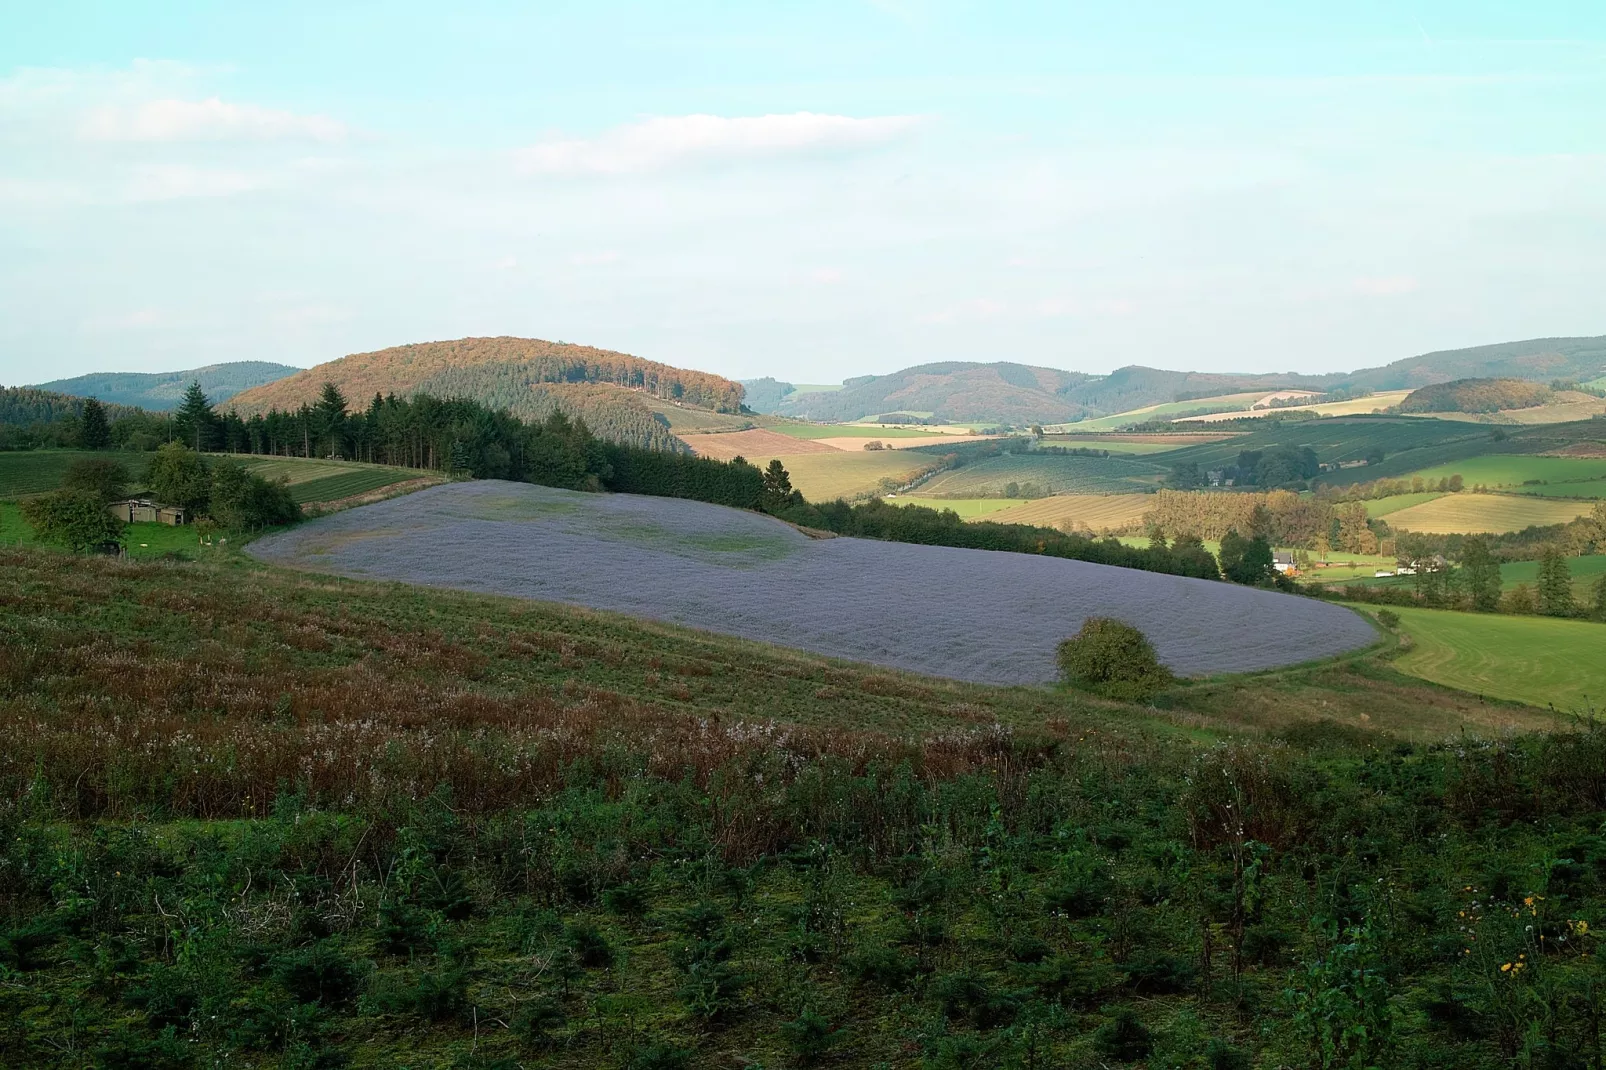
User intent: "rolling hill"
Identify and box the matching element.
[227,336,746,452]
[748,335,1606,428]
[33,361,299,409]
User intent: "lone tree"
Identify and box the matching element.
[761,459,799,511]
[79,397,110,449]
[1219,529,1275,586]
[1056,617,1175,700]
[146,442,213,515]
[20,490,125,553]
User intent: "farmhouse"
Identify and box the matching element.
[108,499,187,525]
[1272,550,1296,574]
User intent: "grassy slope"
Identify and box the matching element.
[1178,390,1413,423]
[238,457,429,504]
[1397,454,1606,489]
[1377,603,1606,711]
[886,496,1032,519]
[773,424,953,440]
[1384,493,1596,534]
[1365,491,1443,517]
[0,500,204,558]
[776,450,935,500]
[0,450,151,499]
[916,453,1168,497]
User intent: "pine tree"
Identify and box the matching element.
[1536,545,1574,617]
[79,397,110,449]
[1461,537,1502,612]
[173,382,218,452]
[313,382,349,458]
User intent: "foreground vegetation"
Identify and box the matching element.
[1,544,1603,1068]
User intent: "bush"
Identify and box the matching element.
[565,921,614,968]
[271,943,365,1006]
[626,1042,693,1070]
[1375,609,1400,630]
[208,460,301,531]
[1093,1007,1153,1061]
[1055,618,1175,699]
[20,489,125,552]
[780,1008,843,1064]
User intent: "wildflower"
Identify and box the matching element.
[1501,963,1511,972]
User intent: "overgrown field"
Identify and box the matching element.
[0,450,149,499]
[914,453,1167,497]
[1384,492,1597,534]
[3,537,1603,1068]
[1378,604,1606,709]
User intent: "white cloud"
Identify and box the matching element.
[124,164,262,201]
[1353,275,1420,296]
[83,96,347,142]
[516,112,919,175]
[571,250,621,265]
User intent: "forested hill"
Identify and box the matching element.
[751,362,1326,424]
[33,361,298,409]
[1399,377,1555,414]
[226,336,739,451]
[1342,335,1606,391]
[1,386,142,426]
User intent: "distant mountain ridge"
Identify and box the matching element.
[745,335,1606,424]
[33,361,299,410]
[227,336,745,452]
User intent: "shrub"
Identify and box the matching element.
[1093,1007,1153,1061]
[602,880,651,918]
[20,489,125,552]
[565,921,614,968]
[1055,618,1175,699]
[271,943,365,1007]
[845,944,918,989]
[512,997,567,1049]
[780,1008,843,1064]
[1375,609,1400,630]
[626,1042,694,1070]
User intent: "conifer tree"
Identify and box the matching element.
[173,381,218,452]
[1536,545,1574,617]
[1461,537,1502,612]
[79,397,110,449]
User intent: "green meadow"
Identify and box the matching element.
[1379,604,1606,711]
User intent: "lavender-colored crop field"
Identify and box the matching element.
[248,481,1376,685]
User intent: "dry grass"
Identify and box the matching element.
[1385,492,1596,533]
[682,428,841,460]
[984,493,1156,532]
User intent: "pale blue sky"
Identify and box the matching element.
[2,1,1603,385]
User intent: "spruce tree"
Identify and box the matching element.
[1461,537,1502,612]
[1536,545,1574,617]
[174,381,217,452]
[79,397,110,449]
[313,382,349,458]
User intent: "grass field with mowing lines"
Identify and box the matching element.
[1514,479,1606,499]
[886,496,1031,519]
[1378,604,1606,712]
[775,449,934,500]
[239,456,426,503]
[0,450,150,499]
[985,493,1156,531]
[1385,493,1597,533]
[1366,492,1444,517]
[915,452,1167,497]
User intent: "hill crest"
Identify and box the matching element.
[33,361,299,410]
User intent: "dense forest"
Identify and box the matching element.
[408,372,687,452]
[32,361,298,409]
[1401,378,1555,414]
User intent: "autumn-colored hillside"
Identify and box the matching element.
[227,336,745,418]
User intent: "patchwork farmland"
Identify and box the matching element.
[249,481,1378,684]
[238,456,433,505]
[914,452,1168,497]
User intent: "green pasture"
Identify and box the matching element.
[1377,604,1606,712]
[1516,479,1606,499]
[786,382,844,395]
[1501,553,1606,597]
[915,451,1167,497]
[0,450,151,500]
[1400,454,1606,491]
[0,500,204,558]
[1038,435,1193,456]
[1365,492,1443,517]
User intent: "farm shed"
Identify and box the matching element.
[108,499,187,525]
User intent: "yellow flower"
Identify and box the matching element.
[1524,896,1534,906]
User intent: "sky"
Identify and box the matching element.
[2,1,1604,386]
